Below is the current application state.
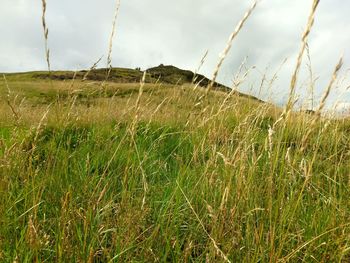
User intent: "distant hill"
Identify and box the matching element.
[146,64,226,89]
[30,64,262,102]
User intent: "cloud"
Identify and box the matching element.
[335,102,350,112]
[0,0,349,106]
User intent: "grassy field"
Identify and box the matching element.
[1,0,350,261]
[0,71,349,262]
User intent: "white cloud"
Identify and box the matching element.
[335,102,350,112]
[0,0,349,105]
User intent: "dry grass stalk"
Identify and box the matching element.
[254,62,285,100]
[133,138,148,210]
[207,0,257,94]
[26,215,39,249]
[131,71,147,134]
[135,71,147,112]
[207,58,251,118]
[305,43,316,110]
[280,223,350,262]
[83,56,104,81]
[105,0,121,82]
[193,50,209,90]
[267,125,275,158]
[3,74,20,122]
[130,73,149,209]
[232,56,249,88]
[41,0,51,72]
[33,104,52,145]
[316,57,343,113]
[285,0,320,114]
[176,181,232,263]
[300,57,343,151]
[271,0,320,131]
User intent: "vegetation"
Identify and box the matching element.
[28,64,256,96]
[1,0,350,261]
[0,70,349,262]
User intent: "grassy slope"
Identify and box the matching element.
[6,64,263,101]
[0,73,350,262]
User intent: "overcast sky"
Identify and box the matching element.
[1,0,350,111]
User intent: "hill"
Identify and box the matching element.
[1,63,350,262]
[25,64,262,102]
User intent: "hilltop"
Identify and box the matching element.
[16,64,262,102]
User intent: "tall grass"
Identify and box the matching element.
[0,0,350,262]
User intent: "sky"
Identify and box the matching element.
[1,0,350,112]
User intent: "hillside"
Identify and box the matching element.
[1,63,350,262]
[22,64,262,102]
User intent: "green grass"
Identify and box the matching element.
[0,74,350,262]
[2,1,349,260]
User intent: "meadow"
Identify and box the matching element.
[1,0,350,262]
